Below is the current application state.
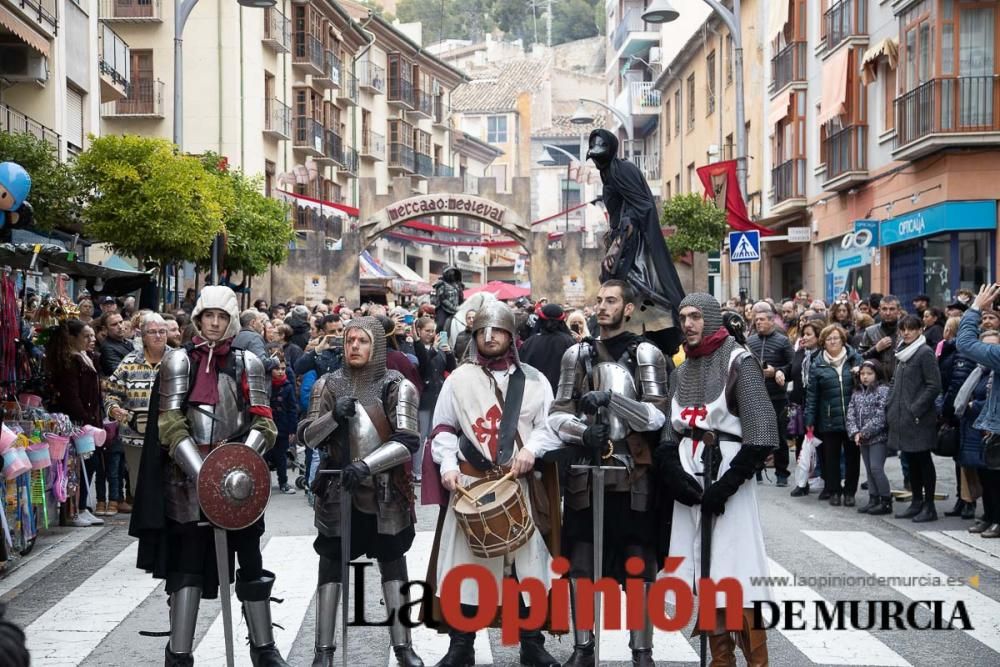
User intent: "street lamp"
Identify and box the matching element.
[641,0,679,23]
[175,0,276,285]
[537,143,581,233]
[572,97,634,159]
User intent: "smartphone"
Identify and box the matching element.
[403,314,415,325]
[439,331,449,348]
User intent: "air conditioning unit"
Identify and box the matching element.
[648,47,662,64]
[0,46,48,83]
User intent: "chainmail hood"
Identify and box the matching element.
[679,292,723,337]
[191,286,241,341]
[327,316,398,404]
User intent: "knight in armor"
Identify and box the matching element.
[548,279,670,667]
[299,316,423,667]
[425,301,562,667]
[432,266,465,335]
[657,293,777,666]
[129,286,287,667]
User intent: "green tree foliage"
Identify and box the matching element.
[0,131,82,232]
[397,0,494,43]
[74,135,225,265]
[552,0,603,43]
[199,154,293,278]
[661,193,729,258]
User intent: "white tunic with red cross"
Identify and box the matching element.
[666,348,773,609]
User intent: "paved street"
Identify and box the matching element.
[3,454,999,667]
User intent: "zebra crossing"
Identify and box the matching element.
[6,525,1000,666]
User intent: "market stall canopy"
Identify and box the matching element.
[0,243,154,295]
[464,281,531,300]
[360,250,432,296]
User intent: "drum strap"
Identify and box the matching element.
[458,367,526,471]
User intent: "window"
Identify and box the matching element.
[707,51,716,115]
[687,163,696,193]
[664,180,671,200]
[726,34,733,85]
[487,115,508,143]
[883,64,897,132]
[664,99,671,144]
[264,160,275,198]
[673,89,681,135]
[686,74,695,131]
[674,174,681,196]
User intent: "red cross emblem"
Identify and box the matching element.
[472,404,503,461]
[680,405,708,456]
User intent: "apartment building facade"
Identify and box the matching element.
[762,0,999,305]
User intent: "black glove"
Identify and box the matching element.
[656,445,703,506]
[579,390,612,415]
[700,446,766,516]
[582,423,610,451]
[334,397,356,421]
[341,461,371,493]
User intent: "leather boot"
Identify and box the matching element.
[895,496,923,519]
[867,496,892,516]
[563,578,595,667]
[519,629,559,667]
[311,582,340,667]
[962,501,977,520]
[166,585,201,665]
[734,609,768,667]
[708,632,736,667]
[235,570,289,667]
[628,582,654,667]
[944,498,965,517]
[912,500,938,523]
[433,630,475,667]
[857,496,879,514]
[383,578,424,667]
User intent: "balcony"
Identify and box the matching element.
[769,42,807,95]
[612,7,658,58]
[433,97,449,127]
[388,77,414,109]
[262,7,290,54]
[358,60,385,94]
[770,158,807,213]
[893,76,1000,161]
[388,143,415,174]
[336,71,358,107]
[292,116,325,156]
[292,32,325,77]
[100,0,161,22]
[633,153,660,182]
[434,162,454,177]
[823,0,867,53]
[0,102,59,150]
[407,90,433,120]
[98,22,130,103]
[360,129,385,161]
[102,78,164,118]
[317,129,343,165]
[313,50,341,89]
[13,0,59,34]
[415,152,434,178]
[823,124,867,190]
[340,146,358,176]
[263,98,291,140]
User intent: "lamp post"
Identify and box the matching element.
[537,143,583,233]
[175,0,275,285]
[570,98,634,159]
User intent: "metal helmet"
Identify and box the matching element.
[469,301,520,364]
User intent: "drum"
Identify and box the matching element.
[452,476,535,559]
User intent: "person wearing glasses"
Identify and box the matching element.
[104,313,170,506]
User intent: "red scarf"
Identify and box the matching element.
[271,373,287,387]
[188,336,232,405]
[684,327,730,358]
[476,348,517,371]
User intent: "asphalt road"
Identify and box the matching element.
[3,453,1000,667]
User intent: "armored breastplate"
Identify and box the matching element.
[347,399,385,461]
[590,361,637,441]
[185,373,246,444]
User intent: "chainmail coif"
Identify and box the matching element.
[675,293,734,407]
[326,316,401,406]
[678,292,722,336]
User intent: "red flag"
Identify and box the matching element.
[696,160,774,236]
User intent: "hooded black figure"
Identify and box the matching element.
[588,128,685,351]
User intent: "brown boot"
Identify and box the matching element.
[117,501,132,514]
[734,609,768,666]
[106,501,118,515]
[94,501,107,516]
[708,632,736,667]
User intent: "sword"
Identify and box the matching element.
[339,473,351,667]
[212,527,236,667]
[698,433,719,667]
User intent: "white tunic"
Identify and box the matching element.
[431,362,560,606]
[667,348,773,608]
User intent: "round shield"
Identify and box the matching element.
[197,443,271,530]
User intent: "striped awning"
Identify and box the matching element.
[861,38,899,84]
[0,6,50,58]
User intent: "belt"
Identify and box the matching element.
[680,428,741,446]
[458,461,508,479]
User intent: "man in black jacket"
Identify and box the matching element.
[746,302,794,486]
[857,295,902,381]
[99,312,136,377]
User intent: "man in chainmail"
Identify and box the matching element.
[656,293,777,666]
[299,317,423,667]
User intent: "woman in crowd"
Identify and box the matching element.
[888,315,943,522]
[805,324,863,506]
[412,316,456,480]
[923,307,947,350]
[956,330,998,535]
[77,298,94,325]
[852,313,874,349]
[45,319,104,528]
[789,320,823,497]
[847,360,892,515]
[566,309,591,343]
[830,301,855,339]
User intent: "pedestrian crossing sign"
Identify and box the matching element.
[729,230,761,263]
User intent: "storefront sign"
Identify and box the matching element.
[385,195,507,224]
[878,201,996,246]
[850,219,880,248]
[824,238,872,301]
[787,227,811,242]
[304,275,327,306]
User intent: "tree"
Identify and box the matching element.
[661,193,729,258]
[74,135,226,265]
[552,0,602,44]
[0,131,82,233]
[397,0,492,43]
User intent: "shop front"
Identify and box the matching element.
[883,201,995,309]
[823,237,873,303]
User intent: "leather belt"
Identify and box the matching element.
[458,461,509,479]
[680,429,741,446]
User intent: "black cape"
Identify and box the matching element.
[519,324,576,394]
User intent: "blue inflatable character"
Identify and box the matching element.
[0,161,33,234]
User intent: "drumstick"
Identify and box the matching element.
[479,470,516,498]
[453,483,481,506]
